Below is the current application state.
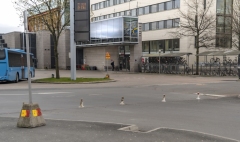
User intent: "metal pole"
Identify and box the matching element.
[159,52,160,74]
[107,59,108,73]
[70,0,76,80]
[24,11,32,104]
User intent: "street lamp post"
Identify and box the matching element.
[159,49,161,74]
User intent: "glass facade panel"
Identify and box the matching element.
[173,18,180,27]
[216,0,224,14]
[142,41,150,52]
[144,6,150,14]
[216,16,224,33]
[150,22,157,30]
[138,7,144,15]
[131,9,137,16]
[158,21,164,29]
[167,20,173,28]
[166,1,172,10]
[144,23,149,31]
[151,4,157,13]
[225,17,232,33]
[110,0,114,6]
[158,3,164,11]
[226,0,233,14]
[150,41,158,52]
[99,2,104,9]
[173,0,180,8]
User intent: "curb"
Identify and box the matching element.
[31,80,117,84]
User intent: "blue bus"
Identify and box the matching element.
[0,48,35,83]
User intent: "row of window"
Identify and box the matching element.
[92,0,180,11]
[143,18,180,31]
[92,0,180,21]
[142,39,180,53]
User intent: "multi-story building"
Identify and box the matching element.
[1,0,237,71]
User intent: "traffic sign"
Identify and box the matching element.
[106,52,110,59]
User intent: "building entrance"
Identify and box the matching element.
[119,46,130,71]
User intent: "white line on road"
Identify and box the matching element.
[33,92,72,95]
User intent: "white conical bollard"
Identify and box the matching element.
[79,99,84,108]
[162,95,166,102]
[196,92,200,100]
[120,97,125,105]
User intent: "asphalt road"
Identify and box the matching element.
[0,70,240,141]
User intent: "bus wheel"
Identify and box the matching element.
[15,73,19,83]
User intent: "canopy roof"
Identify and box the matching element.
[142,52,192,57]
[197,50,240,56]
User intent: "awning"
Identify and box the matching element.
[197,50,240,56]
[142,52,192,57]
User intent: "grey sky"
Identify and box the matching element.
[0,0,23,33]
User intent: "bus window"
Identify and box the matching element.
[0,49,6,60]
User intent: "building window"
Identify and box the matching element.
[144,23,149,31]
[166,1,173,10]
[151,4,157,13]
[216,16,224,33]
[150,22,157,30]
[226,0,233,15]
[95,3,99,10]
[121,11,125,16]
[91,4,95,10]
[131,9,137,16]
[167,20,173,28]
[173,0,180,8]
[99,2,104,9]
[138,7,144,15]
[125,10,130,16]
[173,18,180,27]
[142,41,150,52]
[158,3,164,11]
[119,0,124,4]
[144,6,150,14]
[216,0,224,14]
[150,41,158,52]
[110,0,114,6]
[158,21,164,29]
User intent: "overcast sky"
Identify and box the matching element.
[0,0,23,33]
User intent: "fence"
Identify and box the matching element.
[140,63,239,77]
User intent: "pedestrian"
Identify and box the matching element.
[111,60,114,71]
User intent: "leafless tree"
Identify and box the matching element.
[231,0,240,50]
[172,0,216,75]
[13,0,70,79]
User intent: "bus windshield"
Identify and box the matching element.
[0,49,5,60]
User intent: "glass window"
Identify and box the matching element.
[173,0,180,8]
[95,3,99,10]
[150,22,157,30]
[226,0,233,15]
[225,17,232,33]
[158,21,164,29]
[158,40,165,52]
[121,11,125,16]
[117,12,121,16]
[108,14,113,18]
[150,41,158,52]
[216,0,224,14]
[144,23,149,31]
[99,2,104,9]
[119,0,124,4]
[165,40,169,51]
[151,4,157,13]
[104,15,107,19]
[172,39,180,51]
[142,41,150,52]
[0,49,5,60]
[164,20,167,28]
[216,16,224,33]
[144,6,150,14]
[125,10,130,16]
[110,0,114,6]
[158,3,164,11]
[105,0,110,7]
[91,4,95,10]
[173,18,180,27]
[138,7,144,15]
[115,0,119,5]
[131,9,137,16]
[166,1,173,10]
[167,20,173,28]
[99,16,103,20]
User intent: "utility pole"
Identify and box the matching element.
[70,0,76,80]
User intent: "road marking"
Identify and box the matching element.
[89,94,102,96]
[33,92,71,95]
[0,94,26,96]
[204,94,227,97]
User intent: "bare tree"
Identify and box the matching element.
[172,0,216,75]
[13,0,70,79]
[231,0,240,50]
